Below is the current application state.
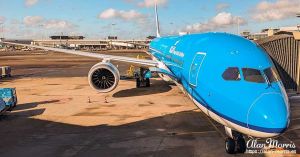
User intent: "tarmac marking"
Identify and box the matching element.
[154,111,178,157]
[170,130,217,136]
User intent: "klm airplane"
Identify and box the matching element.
[1,4,290,154]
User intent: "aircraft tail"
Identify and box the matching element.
[155,3,161,38]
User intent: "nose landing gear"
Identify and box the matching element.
[225,138,235,154]
[225,135,246,154]
[236,136,246,153]
[224,127,246,154]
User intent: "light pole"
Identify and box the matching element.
[111,23,116,38]
[297,14,300,31]
[170,22,174,35]
[237,16,240,35]
[60,32,63,46]
[38,24,45,40]
[0,23,3,39]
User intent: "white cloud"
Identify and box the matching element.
[0,16,6,23]
[44,20,75,29]
[216,3,230,12]
[23,16,44,26]
[184,12,246,33]
[23,16,75,30]
[252,0,300,22]
[138,0,168,7]
[99,8,117,19]
[99,8,145,21]
[10,19,22,25]
[25,0,39,7]
[123,0,135,3]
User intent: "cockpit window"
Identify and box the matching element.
[242,68,265,83]
[264,67,280,83]
[222,67,241,81]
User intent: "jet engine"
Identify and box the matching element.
[88,62,120,93]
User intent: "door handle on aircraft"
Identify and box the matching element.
[189,83,196,88]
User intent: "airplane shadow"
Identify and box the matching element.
[0,103,298,157]
[113,79,173,98]
[0,109,220,157]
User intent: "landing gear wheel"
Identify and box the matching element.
[225,138,236,154]
[236,136,246,153]
[145,78,150,87]
[136,78,141,88]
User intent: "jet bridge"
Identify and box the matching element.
[257,32,300,92]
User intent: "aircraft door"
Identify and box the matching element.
[189,52,206,87]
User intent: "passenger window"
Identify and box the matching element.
[264,67,280,83]
[222,67,241,81]
[242,68,265,83]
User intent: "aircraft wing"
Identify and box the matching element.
[126,42,149,47]
[1,41,158,67]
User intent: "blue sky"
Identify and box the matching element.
[0,0,299,39]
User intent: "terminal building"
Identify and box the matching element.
[32,35,150,50]
[241,26,300,41]
[49,36,85,40]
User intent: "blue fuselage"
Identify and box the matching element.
[149,32,290,137]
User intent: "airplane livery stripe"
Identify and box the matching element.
[192,90,287,133]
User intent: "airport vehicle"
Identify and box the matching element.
[0,4,290,154]
[0,66,12,78]
[0,88,17,112]
[111,41,135,49]
[0,98,6,113]
[21,48,31,51]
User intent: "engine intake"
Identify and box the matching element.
[88,62,120,93]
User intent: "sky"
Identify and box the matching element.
[0,0,299,39]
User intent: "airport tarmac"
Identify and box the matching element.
[0,51,299,157]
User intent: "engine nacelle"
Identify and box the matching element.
[88,62,120,93]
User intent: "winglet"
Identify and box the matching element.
[155,2,161,38]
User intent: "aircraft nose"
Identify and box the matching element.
[247,93,289,135]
